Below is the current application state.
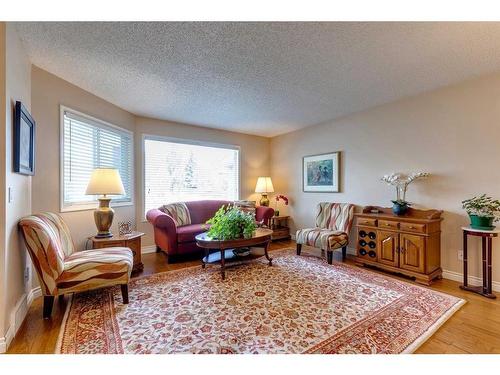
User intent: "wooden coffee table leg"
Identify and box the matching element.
[220,248,226,280]
[264,240,272,266]
[202,247,209,269]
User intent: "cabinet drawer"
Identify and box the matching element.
[400,222,426,233]
[272,228,290,237]
[378,220,399,230]
[357,218,377,227]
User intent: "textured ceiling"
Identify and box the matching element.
[14,22,500,137]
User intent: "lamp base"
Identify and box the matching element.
[95,232,114,238]
[94,196,115,238]
[260,194,270,207]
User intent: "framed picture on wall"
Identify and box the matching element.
[13,101,36,175]
[303,151,340,192]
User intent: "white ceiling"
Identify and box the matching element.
[14,22,500,137]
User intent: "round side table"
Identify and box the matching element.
[460,226,498,299]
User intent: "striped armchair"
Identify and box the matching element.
[296,202,355,264]
[19,212,133,318]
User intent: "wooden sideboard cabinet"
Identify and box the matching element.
[354,206,443,285]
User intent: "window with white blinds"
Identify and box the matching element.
[61,107,133,211]
[144,137,240,215]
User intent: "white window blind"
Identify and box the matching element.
[61,108,133,211]
[144,137,239,215]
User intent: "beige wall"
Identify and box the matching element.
[0,23,32,345]
[135,116,270,246]
[30,67,270,249]
[31,66,136,250]
[0,22,7,344]
[270,71,500,284]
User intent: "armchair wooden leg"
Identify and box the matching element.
[296,243,302,256]
[121,284,129,304]
[342,246,347,261]
[327,251,333,265]
[43,296,55,319]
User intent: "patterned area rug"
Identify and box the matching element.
[56,249,464,354]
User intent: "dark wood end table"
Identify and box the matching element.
[195,228,273,280]
[460,226,498,299]
[90,231,144,274]
[270,215,291,241]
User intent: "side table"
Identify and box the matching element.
[90,231,144,273]
[269,215,291,241]
[460,226,498,299]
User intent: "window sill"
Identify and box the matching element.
[60,201,134,213]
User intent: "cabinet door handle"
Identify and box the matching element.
[408,226,415,229]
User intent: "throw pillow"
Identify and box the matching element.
[160,202,192,226]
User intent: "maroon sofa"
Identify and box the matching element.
[146,200,274,260]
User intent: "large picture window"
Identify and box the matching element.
[61,107,133,211]
[144,136,240,215]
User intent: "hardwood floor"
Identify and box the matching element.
[7,240,500,354]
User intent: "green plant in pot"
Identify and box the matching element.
[462,194,500,230]
[205,205,257,240]
[381,172,430,215]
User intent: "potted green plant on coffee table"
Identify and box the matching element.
[205,205,257,240]
[205,205,257,257]
[462,194,500,230]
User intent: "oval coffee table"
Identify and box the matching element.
[195,228,273,280]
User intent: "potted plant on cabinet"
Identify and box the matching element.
[462,194,500,230]
[381,172,430,215]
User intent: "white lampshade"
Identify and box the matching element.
[255,177,274,193]
[85,168,125,196]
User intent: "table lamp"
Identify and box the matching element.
[255,176,274,206]
[86,168,125,238]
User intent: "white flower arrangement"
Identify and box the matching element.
[381,172,430,203]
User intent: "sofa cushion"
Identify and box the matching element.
[184,200,231,224]
[177,224,209,243]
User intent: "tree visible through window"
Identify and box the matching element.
[144,138,239,215]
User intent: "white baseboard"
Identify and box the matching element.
[345,246,499,292]
[141,245,157,254]
[0,286,42,353]
[442,269,500,292]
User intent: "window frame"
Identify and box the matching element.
[141,133,241,220]
[60,105,134,212]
